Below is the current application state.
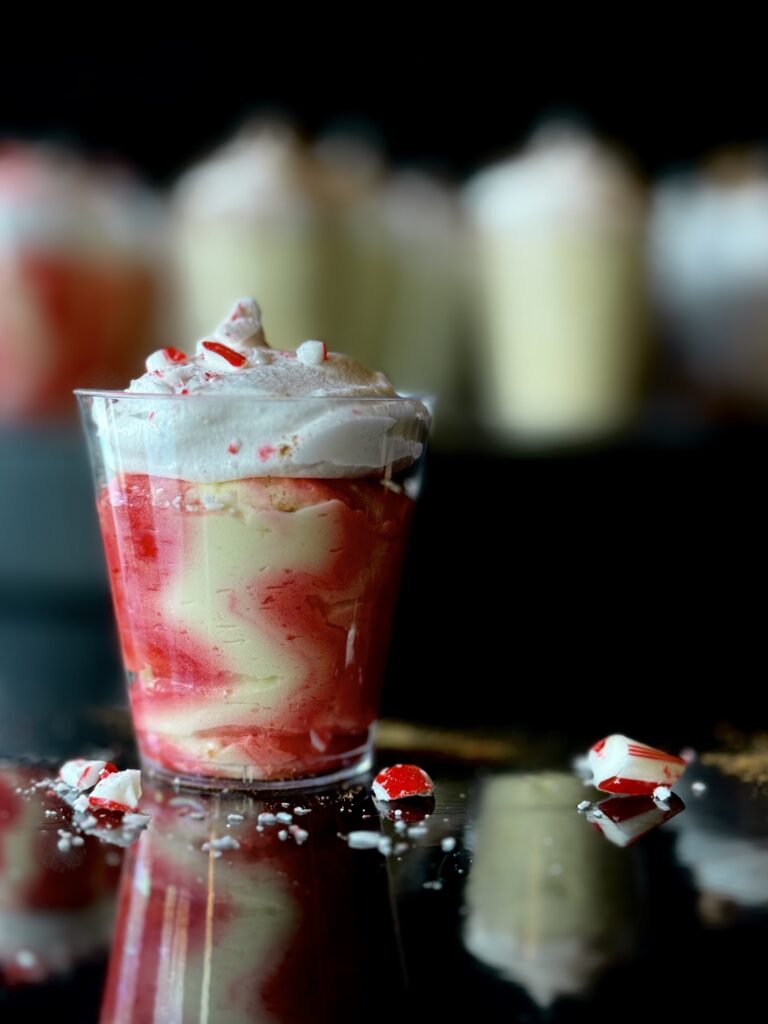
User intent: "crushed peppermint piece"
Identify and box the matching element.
[227,813,245,823]
[296,339,328,365]
[278,829,289,841]
[441,837,456,852]
[691,781,707,795]
[258,812,277,825]
[372,764,434,802]
[145,347,188,374]
[199,339,248,370]
[202,835,240,852]
[276,812,293,823]
[588,734,687,795]
[577,800,592,812]
[293,806,311,816]
[289,825,309,845]
[346,831,382,850]
[88,769,141,812]
[59,759,113,792]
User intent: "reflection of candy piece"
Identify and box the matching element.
[59,758,113,791]
[372,764,434,801]
[145,348,188,373]
[88,769,142,812]
[199,339,248,370]
[588,735,686,795]
[296,339,328,366]
[585,793,685,847]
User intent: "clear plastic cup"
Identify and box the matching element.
[76,391,429,789]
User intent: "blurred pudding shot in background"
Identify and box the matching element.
[77,299,429,787]
[465,125,648,446]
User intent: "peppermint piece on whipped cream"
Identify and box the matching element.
[296,340,328,365]
[93,297,429,482]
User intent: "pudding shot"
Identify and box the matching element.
[77,299,429,787]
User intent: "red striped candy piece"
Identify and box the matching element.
[588,734,686,795]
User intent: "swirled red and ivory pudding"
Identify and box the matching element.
[84,299,429,785]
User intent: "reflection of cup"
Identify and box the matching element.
[465,128,647,445]
[0,763,120,990]
[100,782,402,1022]
[78,392,429,788]
[463,773,636,1007]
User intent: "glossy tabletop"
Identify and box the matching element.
[1,731,766,1022]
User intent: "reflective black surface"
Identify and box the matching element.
[2,736,768,1022]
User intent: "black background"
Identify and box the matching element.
[1,30,765,183]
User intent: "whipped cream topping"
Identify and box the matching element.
[92,299,429,481]
[174,123,319,224]
[464,123,644,233]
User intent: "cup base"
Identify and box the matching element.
[140,747,374,794]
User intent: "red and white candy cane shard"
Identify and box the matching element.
[58,758,109,791]
[217,297,266,347]
[585,793,685,848]
[372,764,434,802]
[145,347,188,374]
[588,734,686,795]
[87,769,142,812]
[199,339,248,370]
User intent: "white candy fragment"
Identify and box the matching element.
[59,759,111,792]
[346,831,382,849]
[587,734,687,795]
[296,340,328,366]
[441,837,456,852]
[577,800,592,812]
[197,339,248,372]
[691,781,707,795]
[88,769,142,812]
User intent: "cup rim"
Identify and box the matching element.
[74,388,431,405]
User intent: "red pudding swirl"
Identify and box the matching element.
[98,474,414,782]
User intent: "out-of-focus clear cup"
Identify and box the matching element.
[465,126,648,446]
[76,391,429,789]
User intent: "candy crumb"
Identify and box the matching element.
[441,837,456,852]
[577,800,592,812]
[346,831,381,850]
[691,781,707,795]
